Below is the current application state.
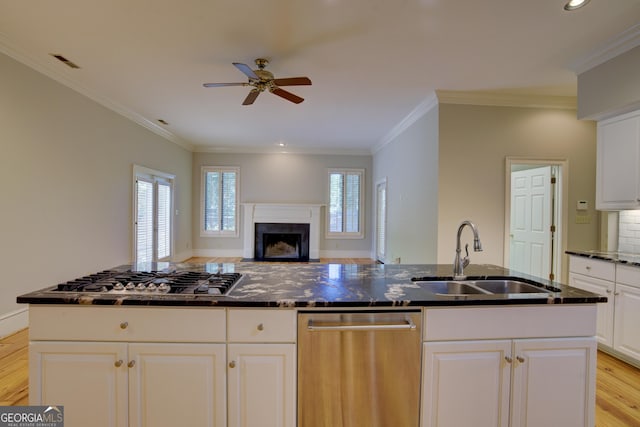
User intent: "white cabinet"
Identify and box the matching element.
[422,340,511,427]
[510,338,596,427]
[596,110,640,210]
[613,265,640,360]
[226,309,296,427]
[29,306,227,427]
[569,256,640,365]
[422,305,597,427]
[128,343,226,427]
[568,256,615,346]
[30,341,128,427]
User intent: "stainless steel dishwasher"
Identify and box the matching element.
[297,310,422,427]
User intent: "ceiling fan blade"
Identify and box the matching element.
[242,89,260,105]
[271,87,304,104]
[203,82,246,88]
[233,62,259,79]
[273,77,312,86]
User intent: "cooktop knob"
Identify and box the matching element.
[113,282,125,291]
[136,283,146,291]
[146,283,157,292]
[125,282,135,291]
[157,283,170,293]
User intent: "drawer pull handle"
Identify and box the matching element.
[585,266,591,270]
[257,323,264,331]
[120,322,128,330]
[516,356,525,363]
[614,292,620,296]
[505,356,513,364]
[606,289,612,294]
[114,360,123,367]
[229,361,236,369]
[128,360,136,368]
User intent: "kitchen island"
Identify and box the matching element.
[18,262,604,427]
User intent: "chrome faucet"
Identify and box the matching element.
[453,220,483,278]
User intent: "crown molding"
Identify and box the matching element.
[0,36,194,152]
[571,23,640,74]
[372,92,439,154]
[436,90,577,110]
[193,144,372,156]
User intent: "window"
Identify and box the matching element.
[327,168,364,238]
[201,166,239,237]
[134,166,174,263]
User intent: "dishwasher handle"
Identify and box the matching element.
[307,317,416,331]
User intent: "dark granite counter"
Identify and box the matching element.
[566,250,640,267]
[16,262,606,308]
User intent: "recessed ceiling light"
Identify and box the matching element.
[278,142,286,147]
[564,0,591,11]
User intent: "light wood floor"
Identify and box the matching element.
[3,257,639,426]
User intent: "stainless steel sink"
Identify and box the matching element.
[415,279,554,296]
[418,281,487,295]
[471,280,550,294]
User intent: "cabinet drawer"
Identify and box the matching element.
[616,264,640,288]
[569,256,615,281]
[29,305,226,342]
[228,309,296,342]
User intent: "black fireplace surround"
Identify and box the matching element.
[255,223,310,262]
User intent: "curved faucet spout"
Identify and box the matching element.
[453,220,483,278]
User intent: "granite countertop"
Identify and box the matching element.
[566,250,640,267]
[16,262,606,308]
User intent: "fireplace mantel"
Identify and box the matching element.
[242,203,323,260]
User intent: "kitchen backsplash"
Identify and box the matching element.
[619,210,640,254]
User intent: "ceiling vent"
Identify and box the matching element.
[50,54,80,69]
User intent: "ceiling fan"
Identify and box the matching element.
[203,58,312,105]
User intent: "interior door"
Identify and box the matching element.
[510,166,552,279]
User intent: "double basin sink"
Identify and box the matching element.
[412,278,561,298]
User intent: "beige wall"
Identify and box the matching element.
[578,45,640,119]
[437,104,598,281]
[372,106,439,264]
[192,152,373,257]
[0,52,192,325]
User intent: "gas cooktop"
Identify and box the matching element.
[52,269,243,296]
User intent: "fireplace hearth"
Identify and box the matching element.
[255,223,310,261]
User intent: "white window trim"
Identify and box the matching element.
[200,166,240,238]
[375,177,387,262]
[132,165,175,263]
[326,168,365,239]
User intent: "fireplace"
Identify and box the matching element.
[255,223,310,261]
[242,203,322,261]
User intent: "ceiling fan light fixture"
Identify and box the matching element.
[564,0,591,11]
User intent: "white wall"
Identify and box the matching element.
[192,152,373,258]
[437,104,599,280]
[372,106,439,264]
[0,52,192,335]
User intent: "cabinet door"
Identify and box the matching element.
[29,341,128,427]
[511,338,596,427]
[596,114,640,210]
[421,340,511,427]
[569,272,614,346]
[613,283,640,360]
[227,343,296,427]
[128,343,226,427]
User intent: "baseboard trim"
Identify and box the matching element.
[0,307,29,339]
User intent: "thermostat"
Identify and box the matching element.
[577,200,588,210]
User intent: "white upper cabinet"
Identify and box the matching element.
[596,110,640,210]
